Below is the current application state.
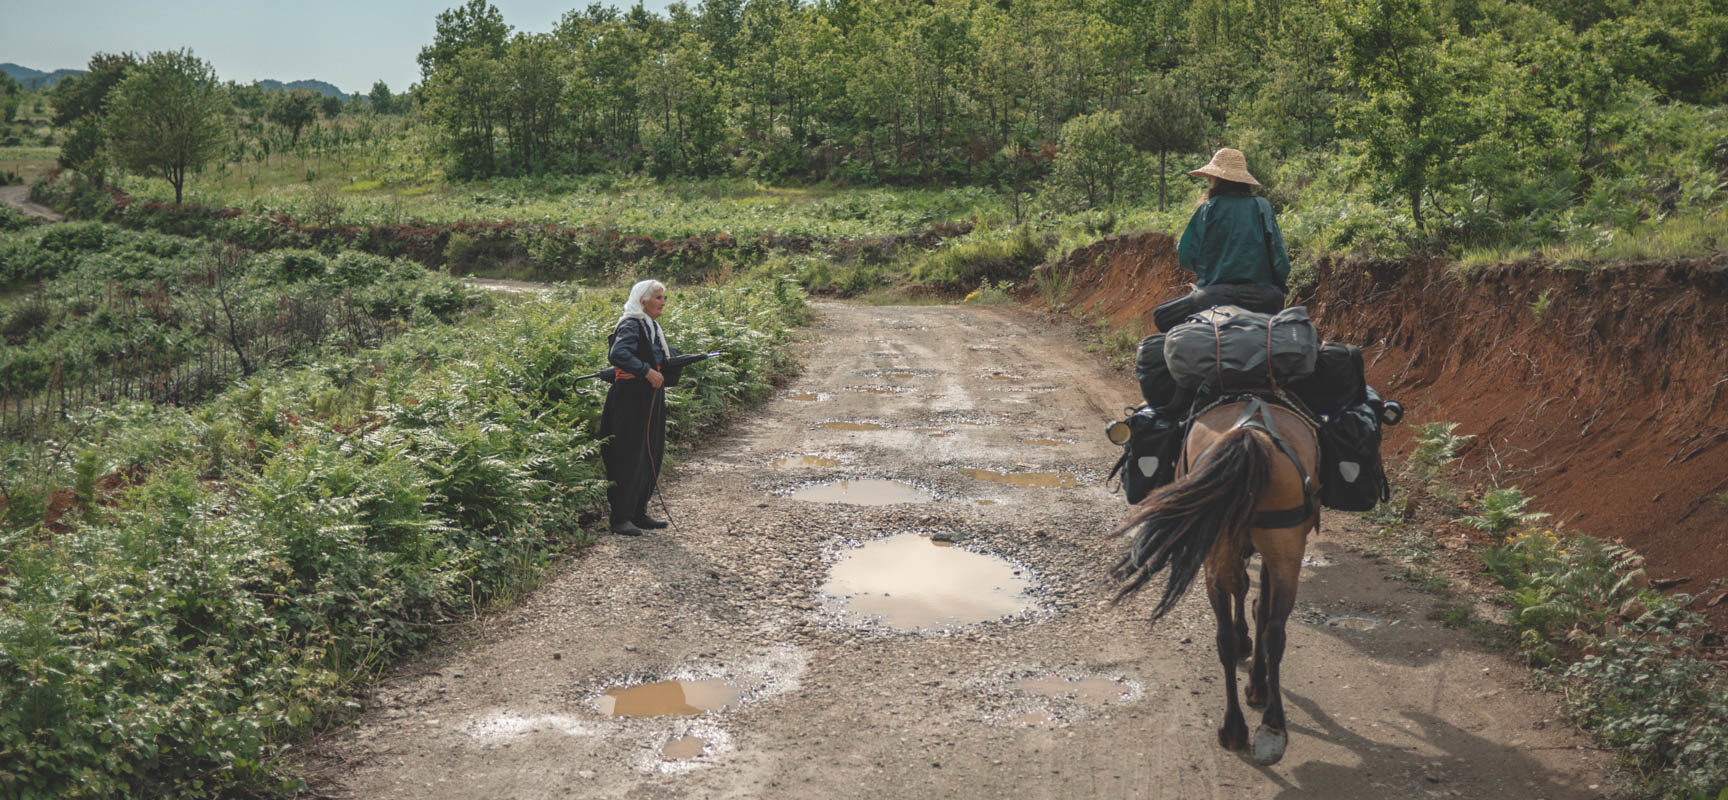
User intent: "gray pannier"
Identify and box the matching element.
[1163,305,1319,393]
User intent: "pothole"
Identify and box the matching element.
[820,533,1036,631]
[820,421,890,431]
[1012,677,1133,706]
[785,392,830,402]
[860,368,933,378]
[957,468,1079,489]
[598,680,742,718]
[772,455,843,469]
[983,372,1023,381]
[975,499,1000,506]
[915,427,952,438]
[1324,615,1386,631]
[788,479,934,505]
[1301,552,1337,568]
[661,735,708,759]
[848,384,915,395]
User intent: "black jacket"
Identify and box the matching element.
[609,317,680,377]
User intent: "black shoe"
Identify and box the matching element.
[633,515,668,530]
[609,520,644,536]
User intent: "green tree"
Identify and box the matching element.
[1050,110,1135,208]
[1332,0,1464,233]
[50,52,137,174]
[498,33,569,174]
[105,49,231,204]
[424,48,504,177]
[267,89,320,146]
[368,80,395,114]
[1123,76,1206,210]
[418,0,511,79]
[320,93,344,119]
[0,73,19,123]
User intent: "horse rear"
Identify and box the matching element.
[1111,398,1319,765]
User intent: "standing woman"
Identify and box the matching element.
[1164,148,1292,323]
[599,279,681,536]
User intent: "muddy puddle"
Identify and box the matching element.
[789,479,933,505]
[1013,677,1131,706]
[848,384,914,395]
[786,392,829,402]
[661,736,708,760]
[820,533,1035,631]
[957,468,1079,489]
[861,368,933,379]
[772,455,843,470]
[820,421,889,431]
[983,372,1023,382]
[598,680,742,717]
[915,427,952,438]
[1324,615,1387,631]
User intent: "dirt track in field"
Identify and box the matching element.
[303,302,1613,800]
[0,185,64,223]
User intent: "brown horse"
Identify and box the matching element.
[1111,396,1320,765]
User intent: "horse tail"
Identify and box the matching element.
[1110,426,1271,621]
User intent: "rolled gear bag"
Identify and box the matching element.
[1318,387,1393,511]
[1153,283,1287,332]
[1135,334,1179,409]
[1108,406,1183,505]
[1164,305,1319,393]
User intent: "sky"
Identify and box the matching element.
[0,0,674,95]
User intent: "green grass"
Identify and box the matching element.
[0,146,59,184]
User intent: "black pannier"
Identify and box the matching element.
[1108,406,1183,505]
[1135,334,1179,409]
[1164,305,1319,393]
[1289,342,1368,417]
[1318,388,1392,511]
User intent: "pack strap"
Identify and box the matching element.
[1227,396,1318,529]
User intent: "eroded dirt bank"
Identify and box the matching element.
[1040,232,1728,628]
[304,303,1606,798]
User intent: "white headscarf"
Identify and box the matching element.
[617,279,670,362]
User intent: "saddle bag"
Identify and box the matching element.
[1108,406,1183,505]
[1135,334,1179,409]
[1289,342,1368,418]
[1317,388,1392,511]
[1164,305,1319,393]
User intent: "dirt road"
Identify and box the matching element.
[306,302,1611,799]
[0,185,64,223]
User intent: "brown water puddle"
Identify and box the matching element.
[786,393,826,402]
[821,421,889,431]
[772,455,843,469]
[598,680,741,717]
[821,533,1034,630]
[975,499,999,506]
[1325,615,1386,631]
[984,372,1022,381]
[1024,439,1069,447]
[1013,711,1055,725]
[915,427,951,438]
[661,736,708,760]
[789,479,933,505]
[957,468,1079,489]
[849,385,910,395]
[1013,677,1130,706]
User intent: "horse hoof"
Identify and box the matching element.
[1218,724,1248,752]
[1251,726,1287,766]
[1246,690,1268,710]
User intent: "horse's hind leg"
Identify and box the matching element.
[1246,560,1273,710]
[1208,568,1249,752]
[1250,554,1302,766]
[1232,563,1252,658]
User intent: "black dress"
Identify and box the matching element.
[598,317,680,525]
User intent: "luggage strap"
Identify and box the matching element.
[1219,396,1317,529]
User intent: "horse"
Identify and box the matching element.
[1111,395,1320,766]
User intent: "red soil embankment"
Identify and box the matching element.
[1042,232,1728,624]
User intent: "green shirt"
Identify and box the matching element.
[1176,194,1291,292]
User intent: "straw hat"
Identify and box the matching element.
[1187,148,1260,186]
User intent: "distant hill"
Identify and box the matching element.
[254,79,347,97]
[1,64,348,97]
[2,63,86,90]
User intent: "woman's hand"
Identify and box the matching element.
[646,369,665,388]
